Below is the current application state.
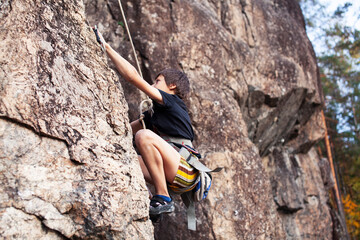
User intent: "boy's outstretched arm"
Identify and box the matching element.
[104,43,164,104]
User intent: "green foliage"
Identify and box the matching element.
[118,21,125,27]
[334,3,352,18]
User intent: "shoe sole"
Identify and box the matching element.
[149,204,175,215]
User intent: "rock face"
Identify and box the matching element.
[1,0,341,239]
[0,0,152,239]
[85,0,336,239]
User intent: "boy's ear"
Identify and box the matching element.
[169,84,177,90]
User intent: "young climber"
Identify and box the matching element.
[94,29,198,215]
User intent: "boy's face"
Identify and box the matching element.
[152,75,176,94]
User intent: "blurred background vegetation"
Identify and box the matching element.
[300,0,360,238]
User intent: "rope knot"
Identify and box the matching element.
[139,98,153,129]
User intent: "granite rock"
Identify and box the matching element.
[0,0,153,239]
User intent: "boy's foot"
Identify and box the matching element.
[149,195,174,215]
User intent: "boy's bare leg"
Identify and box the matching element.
[138,156,153,184]
[135,129,180,198]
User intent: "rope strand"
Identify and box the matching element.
[117,0,153,129]
[117,0,142,78]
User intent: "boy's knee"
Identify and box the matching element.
[135,129,154,146]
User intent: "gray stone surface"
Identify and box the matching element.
[0,0,153,239]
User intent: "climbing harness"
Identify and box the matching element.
[175,144,222,231]
[117,0,153,129]
[161,134,223,231]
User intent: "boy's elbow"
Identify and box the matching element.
[127,66,140,83]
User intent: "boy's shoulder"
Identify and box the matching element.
[158,90,184,107]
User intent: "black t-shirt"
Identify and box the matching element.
[143,90,194,141]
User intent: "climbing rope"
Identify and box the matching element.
[117,0,142,79]
[117,0,153,129]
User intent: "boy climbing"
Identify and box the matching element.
[93,28,198,216]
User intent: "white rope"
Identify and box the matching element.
[117,0,153,129]
[117,0,142,78]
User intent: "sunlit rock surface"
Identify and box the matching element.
[0,1,152,239]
